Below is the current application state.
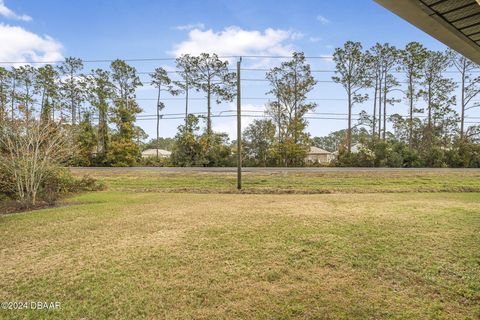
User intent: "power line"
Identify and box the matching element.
[3,54,478,72]
[137,72,476,85]
[237,78,470,84]
[135,96,480,102]
[132,110,480,120]
[0,55,336,65]
[129,114,480,126]
[145,68,480,74]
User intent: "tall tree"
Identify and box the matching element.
[9,67,18,120]
[0,67,10,121]
[150,67,180,159]
[187,53,236,134]
[266,52,317,145]
[109,60,143,166]
[399,42,427,146]
[35,65,59,122]
[175,55,195,128]
[110,59,142,139]
[378,44,399,140]
[86,69,113,161]
[110,59,142,108]
[332,41,370,152]
[421,50,456,145]
[266,52,317,165]
[58,57,85,125]
[365,44,382,138]
[449,49,480,141]
[16,65,37,124]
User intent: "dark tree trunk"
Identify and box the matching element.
[408,75,414,147]
[372,78,377,138]
[207,79,211,135]
[460,68,465,141]
[185,80,189,130]
[156,85,161,160]
[378,73,383,139]
[347,86,352,153]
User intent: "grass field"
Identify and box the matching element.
[71,168,480,194]
[1,170,480,319]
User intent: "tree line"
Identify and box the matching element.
[0,53,237,166]
[244,42,480,167]
[328,41,480,167]
[1,42,480,169]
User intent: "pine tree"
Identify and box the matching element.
[399,42,427,146]
[35,65,59,122]
[420,50,456,147]
[109,60,143,166]
[86,69,114,163]
[266,52,317,165]
[58,57,85,125]
[186,53,236,134]
[175,54,196,128]
[332,42,370,153]
[16,65,37,123]
[150,67,180,159]
[0,67,10,122]
[449,49,480,141]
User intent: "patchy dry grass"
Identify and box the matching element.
[71,168,480,194]
[1,192,479,319]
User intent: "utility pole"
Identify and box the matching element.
[185,76,189,130]
[236,57,242,190]
[156,84,161,160]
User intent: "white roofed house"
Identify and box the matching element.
[305,146,336,164]
[141,148,172,158]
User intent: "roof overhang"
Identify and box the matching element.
[374,0,480,64]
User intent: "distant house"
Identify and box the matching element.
[351,143,363,153]
[305,146,336,164]
[351,143,371,154]
[141,148,172,158]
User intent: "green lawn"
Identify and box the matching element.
[71,168,480,193]
[1,191,479,319]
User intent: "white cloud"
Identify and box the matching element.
[290,32,304,40]
[0,23,63,64]
[171,26,298,64]
[0,0,31,21]
[316,15,330,25]
[309,37,321,43]
[173,23,205,31]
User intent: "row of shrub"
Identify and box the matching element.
[335,141,480,168]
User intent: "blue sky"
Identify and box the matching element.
[1,0,463,140]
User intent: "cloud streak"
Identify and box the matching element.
[173,23,205,31]
[0,0,32,21]
[316,15,330,25]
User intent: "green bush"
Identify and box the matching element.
[448,142,480,168]
[0,168,16,200]
[40,168,105,205]
[108,138,141,167]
